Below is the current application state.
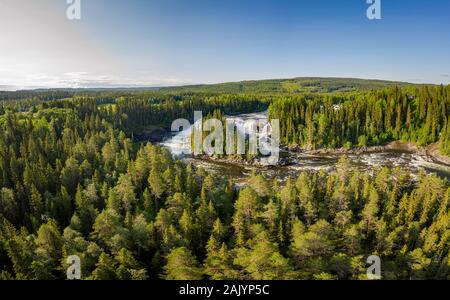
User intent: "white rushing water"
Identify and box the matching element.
[160,119,198,156]
[161,111,274,158]
[160,111,450,181]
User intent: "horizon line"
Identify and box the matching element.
[1,76,447,92]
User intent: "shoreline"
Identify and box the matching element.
[191,141,450,168]
[287,141,450,166]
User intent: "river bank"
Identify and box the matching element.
[159,109,450,181]
[286,141,450,166]
[193,141,450,170]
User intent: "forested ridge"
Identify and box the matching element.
[0,82,449,280]
[160,77,410,94]
[269,85,450,155]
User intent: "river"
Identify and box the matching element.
[160,111,450,184]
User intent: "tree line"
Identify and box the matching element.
[269,85,450,155]
[0,99,449,279]
[0,85,449,280]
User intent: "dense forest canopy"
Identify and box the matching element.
[269,85,450,155]
[159,77,412,94]
[0,78,449,280]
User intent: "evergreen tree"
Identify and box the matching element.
[162,247,203,280]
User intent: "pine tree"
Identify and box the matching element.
[234,228,297,280]
[90,252,117,280]
[162,247,203,280]
[232,188,262,246]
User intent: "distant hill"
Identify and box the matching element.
[1,77,425,98]
[160,77,414,93]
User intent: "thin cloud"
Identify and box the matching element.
[0,0,123,89]
[0,71,187,90]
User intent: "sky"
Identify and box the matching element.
[0,0,449,90]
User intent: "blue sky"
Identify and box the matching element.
[1,0,449,89]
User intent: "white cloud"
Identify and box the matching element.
[0,0,184,90]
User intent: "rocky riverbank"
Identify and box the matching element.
[286,141,450,166]
[191,141,450,169]
[195,154,295,168]
[426,143,450,166]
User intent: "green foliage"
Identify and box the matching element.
[162,247,203,280]
[0,84,449,280]
[234,227,297,279]
[269,86,450,152]
[160,77,409,94]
